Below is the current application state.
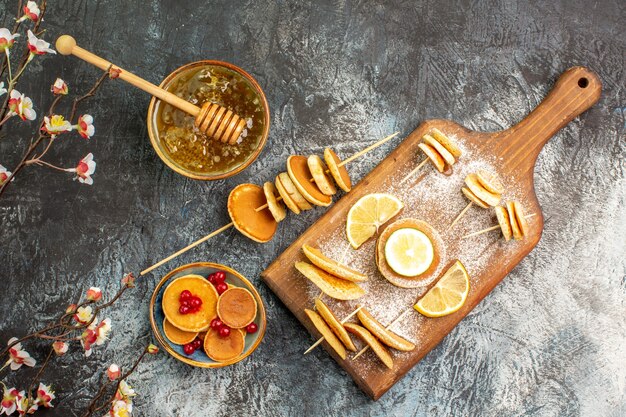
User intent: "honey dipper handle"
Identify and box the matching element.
[55,35,199,117]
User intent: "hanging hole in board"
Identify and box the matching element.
[578,77,589,88]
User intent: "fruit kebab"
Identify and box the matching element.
[140,132,400,276]
[399,128,462,185]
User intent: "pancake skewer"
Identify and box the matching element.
[399,129,461,185]
[141,132,399,276]
[448,170,504,230]
[304,305,364,354]
[462,202,535,240]
[351,308,411,360]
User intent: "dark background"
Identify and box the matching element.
[0,1,624,416]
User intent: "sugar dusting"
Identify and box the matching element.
[306,130,535,373]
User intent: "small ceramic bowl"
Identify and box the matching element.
[149,262,266,368]
[146,60,270,180]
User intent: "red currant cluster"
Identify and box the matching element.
[183,337,203,355]
[207,270,229,295]
[178,290,203,314]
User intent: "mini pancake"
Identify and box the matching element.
[512,201,529,237]
[476,170,504,195]
[227,183,277,243]
[217,287,258,329]
[304,309,347,359]
[203,328,245,362]
[287,155,332,207]
[344,323,393,369]
[277,172,312,211]
[356,308,415,351]
[324,148,352,192]
[163,318,198,345]
[465,173,501,207]
[295,262,365,300]
[494,206,512,241]
[417,143,445,173]
[376,218,441,288]
[430,127,462,158]
[302,244,367,282]
[162,275,218,332]
[274,174,301,215]
[461,187,489,209]
[506,201,523,240]
[422,134,455,166]
[314,298,356,351]
[263,181,286,223]
[307,155,337,196]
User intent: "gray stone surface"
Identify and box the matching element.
[0,0,624,416]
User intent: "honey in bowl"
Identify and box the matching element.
[149,61,270,180]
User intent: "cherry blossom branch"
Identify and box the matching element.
[25,347,53,405]
[69,68,110,123]
[0,0,24,79]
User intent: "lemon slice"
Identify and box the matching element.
[414,260,469,317]
[384,228,434,277]
[346,193,403,249]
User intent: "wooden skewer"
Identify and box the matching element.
[461,213,537,239]
[304,305,364,354]
[352,308,411,360]
[448,202,473,231]
[55,35,245,144]
[399,158,429,185]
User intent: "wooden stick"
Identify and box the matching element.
[399,158,429,185]
[448,202,473,231]
[140,223,234,276]
[352,308,411,360]
[304,305,364,354]
[462,213,537,239]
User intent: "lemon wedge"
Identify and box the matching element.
[346,193,403,249]
[414,261,469,317]
[384,228,434,277]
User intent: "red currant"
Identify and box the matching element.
[181,299,191,307]
[210,318,223,330]
[193,339,202,349]
[190,297,202,309]
[179,290,192,301]
[207,273,217,283]
[179,305,190,314]
[245,323,258,334]
[214,271,226,284]
[183,343,195,355]
[218,326,231,338]
[215,282,228,295]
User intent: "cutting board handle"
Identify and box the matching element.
[504,66,601,166]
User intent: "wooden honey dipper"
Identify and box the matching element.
[55,35,246,144]
[399,128,462,184]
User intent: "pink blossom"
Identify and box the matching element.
[34,383,54,409]
[75,114,95,139]
[1,387,21,415]
[52,341,68,356]
[17,2,41,23]
[26,30,55,55]
[7,90,36,121]
[109,399,132,417]
[42,114,72,136]
[107,364,121,381]
[80,318,112,356]
[51,78,68,95]
[5,337,36,370]
[86,287,102,301]
[80,327,97,357]
[14,393,34,415]
[65,303,77,314]
[147,344,159,355]
[121,273,135,288]
[0,28,19,52]
[0,165,12,186]
[73,305,94,325]
[73,153,96,185]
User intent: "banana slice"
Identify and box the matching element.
[465,173,501,207]
[314,299,356,351]
[263,181,286,223]
[275,174,301,215]
[476,170,504,195]
[417,143,445,173]
[430,128,462,158]
[324,148,352,192]
[356,307,415,351]
[506,201,523,240]
[512,201,529,237]
[307,155,337,196]
[344,323,393,369]
[422,134,455,166]
[278,172,312,211]
[494,206,512,241]
[461,187,489,209]
[304,309,347,359]
[295,262,365,300]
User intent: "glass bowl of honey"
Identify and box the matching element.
[147,61,270,180]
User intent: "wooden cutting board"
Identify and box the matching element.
[261,67,601,400]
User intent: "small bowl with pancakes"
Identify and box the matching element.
[149,262,266,368]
